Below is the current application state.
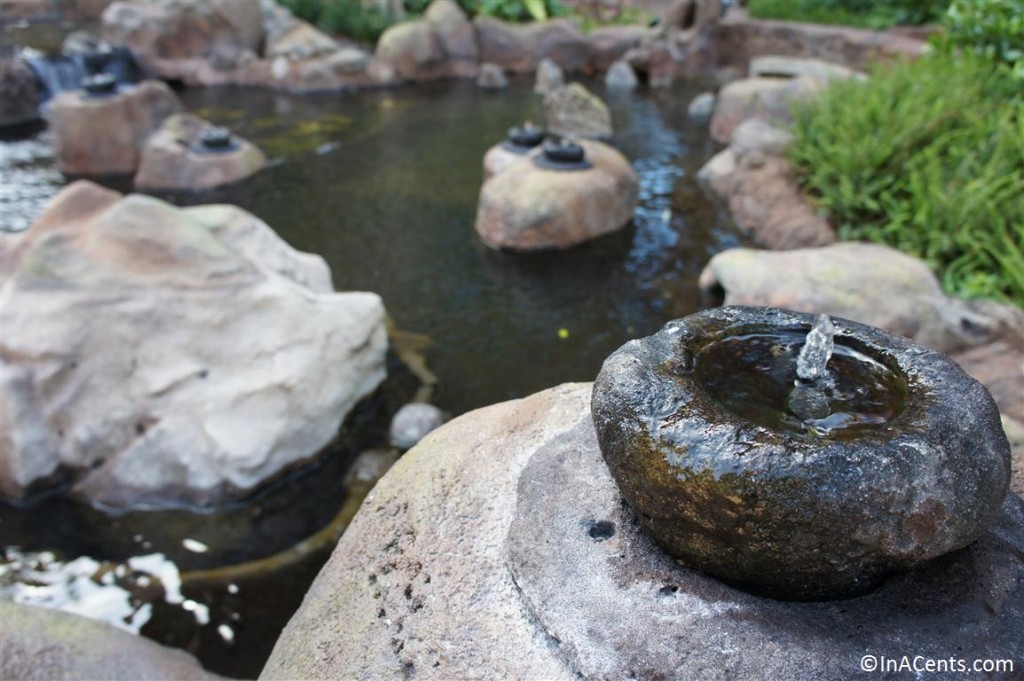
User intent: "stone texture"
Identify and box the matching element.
[265,19,339,61]
[475,140,637,250]
[388,403,445,449]
[0,181,387,509]
[475,61,508,89]
[749,54,866,81]
[511,413,1024,679]
[952,341,1024,422]
[482,140,539,179]
[542,82,613,139]
[375,0,477,81]
[686,91,715,121]
[714,12,927,74]
[475,16,587,74]
[50,80,182,177]
[698,243,1024,355]
[134,113,266,191]
[730,117,794,159]
[592,307,1011,600]
[262,382,1024,680]
[604,59,638,90]
[102,0,264,81]
[585,25,650,73]
[533,56,564,94]
[0,56,40,128]
[698,151,835,249]
[1,602,224,680]
[261,383,592,681]
[710,75,824,143]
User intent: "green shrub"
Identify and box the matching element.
[789,52,1024,304]
[944,0,1024,79]
[747,0,946,29]
[278,0,395,41]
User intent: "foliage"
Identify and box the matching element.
[278,0,396,42]
[573,5,655,33]
[747,0,946,30]
[943,0,1024,79]
[788,52,1024,304]
[459,0,565,22]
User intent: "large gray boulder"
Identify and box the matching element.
[709,75,824,143]
[261,382,1024,680]
[698,243,1021,355]
[1,602,224,680]
[0,181,387,509]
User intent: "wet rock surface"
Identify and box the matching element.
[2,602,225,680]
[263,382,1024,680]
[134,113,266,190]
[0,56,41,128]
[0,181,387,508]
[591,307,1011,600]
[475,139,637,250]
[510,417,1024,680]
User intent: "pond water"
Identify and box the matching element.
[0,78,746,678]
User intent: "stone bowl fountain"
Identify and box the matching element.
[592,306,1011,600]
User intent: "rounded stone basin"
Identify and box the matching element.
[591,306,1011,600]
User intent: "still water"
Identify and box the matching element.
[1,78,745,677]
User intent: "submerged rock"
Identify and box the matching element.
[134,113,266,191]
[388,403,445,449]
[50,80,182,177]
[0,181,387,509]
[533,56,564,95]
[592,307,1010,600]
[2,602,225,680]
[261,383,1024,680]
[542,82,613,139]
[475,62,508,89]
[475,139,637,250]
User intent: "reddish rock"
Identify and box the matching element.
[698,151,834,249]
[952,341,1024,422]
[375,0,477,81]
[586,25,650,72]
[475,140,638,251]
[475,16,587,74]
[134,113,266,191]
[101,0,264,81]
[713,14,926,73]
[50,80,183,177]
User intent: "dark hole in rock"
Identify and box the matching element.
[658,584,680,597]
[586,519,616,541]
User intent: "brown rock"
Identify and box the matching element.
[586,25,651,72]
[952,341,1024,422]
[482,141,539,179]
[531,19,588,73]
[543,82,613,139]
[424,0,478,74]
[475,62,508,89]
[375,20,445,81]
[714,14,927,73]
[475,16,587,74]
[50,80,183,177]
[709,75,823,142]
[698,151,834,249]
[0,56,40,128]
[474,140,637,251]
[265,19,339,61]
[134,113,266,191]
[2,602,224,681]
[101,0,263,81]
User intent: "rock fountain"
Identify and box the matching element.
[263,307,1022,680]
[592,306,1011,600]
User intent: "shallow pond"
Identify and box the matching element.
[0,77,746,677]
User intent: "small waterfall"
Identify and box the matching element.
[24,46,141,103]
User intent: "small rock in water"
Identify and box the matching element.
[388,403,445,450]
[796,314,835,382]
[787,383,830,421]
